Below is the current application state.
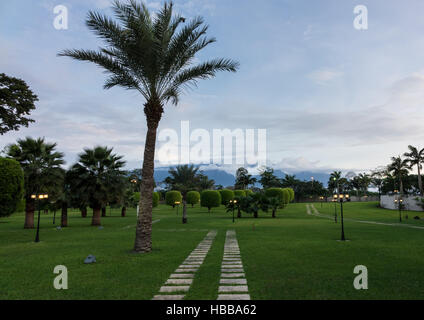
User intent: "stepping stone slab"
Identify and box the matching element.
[217,294,251,301]
[222,261,242,264]
[179,265,201,268]
[160,286,190,293]
[221,264,244,268]
[221,273,245,278]
[219,286,249,293]
[166,279,193,285]
[221,268,244,273]
[175,269,198,273]
[170,274,195,278]
[220,279,247,285]
[153,295,185,300]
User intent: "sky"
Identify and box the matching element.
[1,0,424,175]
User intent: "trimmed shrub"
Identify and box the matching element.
[0,158,24,217]
[165,191,183,208]
[286,188,295,202]
[265,188,285,205]
[234,190,246,197]
[186,191,200,207]
[153,192,160,208]
[201,190,222,213]
[245,189,254,196]
[282,188,291,205]
[219,189,235,205]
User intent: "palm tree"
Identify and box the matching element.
[70,147,126,226]
[6,137,65,229]
[404,145,424,195]
[59,0,238,253]
[387,156,410,196]
[329,171,342,196]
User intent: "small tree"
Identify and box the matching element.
[0,158,24,217]
[0,73,38,135]
[286,188,295,203]
[201,190,221,213]
[219,189,235,205]
[186,191,200,207]
[166,191,183,208]
[282,188,291,206]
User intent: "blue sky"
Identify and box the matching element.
[1,0,424,174]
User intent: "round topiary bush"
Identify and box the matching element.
[234,190,246,197]
[286,188,295,202]
[245,189,254,197]
[219,189,235,205]
[201,190,221,213]
[0,158,24,217]
[153,192,160,208]
[265,188,285,205]
[282,188,291,205]
[165,191,183,208]
[186,191,200,207]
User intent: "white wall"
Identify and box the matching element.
[380,195,424,212]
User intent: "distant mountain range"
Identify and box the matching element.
[154,166,331,188]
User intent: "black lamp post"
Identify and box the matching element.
[332,195,338,223]
[394,198,403,223]
[230,200,237,223]
[336,194,349,241]
[32,193,48,243]
[175,201,181,216]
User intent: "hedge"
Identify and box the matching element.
[265,188,285,205]
[245,189,254,196]
[219,189,235,205]
[286,188,295,202]
[165,191,183,208]
[201,190,221,213]
[0,158,24,217]
[153,192,160,208]
[282,188,291,205]
[186,191,201,207]
[234,190,246,197]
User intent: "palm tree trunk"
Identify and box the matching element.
[417,165,423,196]
[121,206,126,217]
[81,207,87,218]
[24,198,35,229]
[134,109,161,253]
[272,209,276,218]
[101,207,106,217]
[182,200,187,224]
[61,203,68,228]
[92,207,101,226]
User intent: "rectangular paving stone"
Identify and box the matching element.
[222,261,242,264]
[160,286,190,293]
[217,294,251,300]
[218,286,249,293]
[170,274,195,278]
[179,265,201,268]
[220,279,247,285]
[221,268,244,272]
[166,279,193,285]
[221,273,245,278]
[175,268,198,273]
[221,264,243,268]
[153,295,185,300]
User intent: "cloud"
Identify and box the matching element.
[307,68,343,85]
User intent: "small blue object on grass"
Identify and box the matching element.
[56,226,62,231]
[84,255,96,264]
[98,226,104,230]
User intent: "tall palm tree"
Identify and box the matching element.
[387,156,410,196]
[71,146,126,226]
[329,171,342,195]
[59,0,238,253]
[404,145,424,195]
[6,137,65,228]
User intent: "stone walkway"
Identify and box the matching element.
[152,230,217,300]
[217,230,251,300]
[307,204,424,230]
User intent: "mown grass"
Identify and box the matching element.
[0,202,423,300]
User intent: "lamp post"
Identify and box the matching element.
[230,200,237,223]
[175,201,181,216]
[32,194,48,243]
[394,198,403,223]
[334,194,348,241]
[333,195,338,223]
[319,196,324,208]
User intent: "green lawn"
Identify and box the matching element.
[1,202,423,300]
